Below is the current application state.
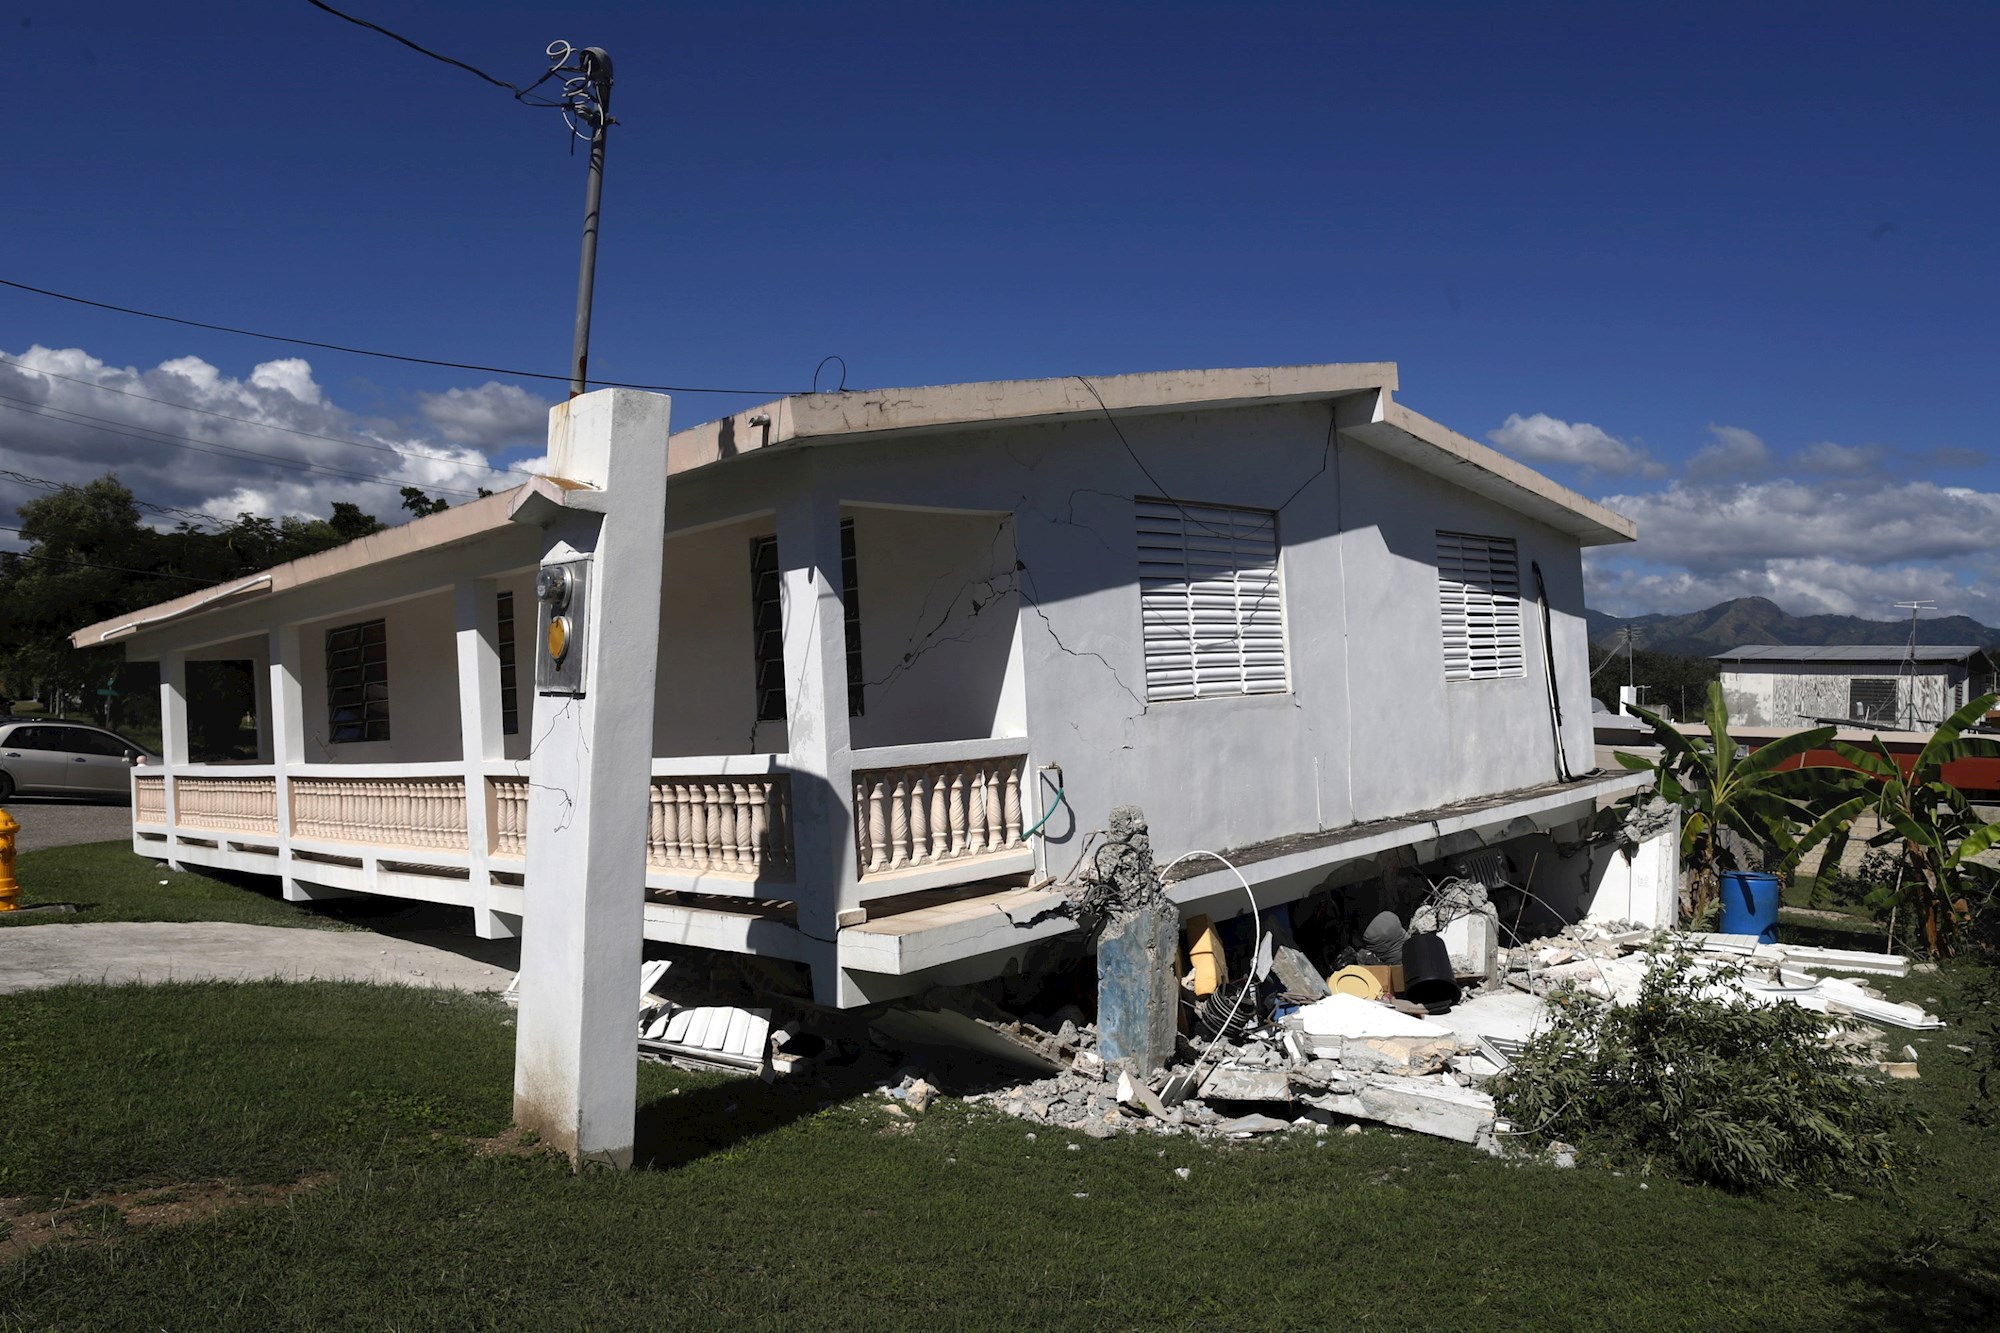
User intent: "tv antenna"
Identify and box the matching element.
[1894,599,1935,732]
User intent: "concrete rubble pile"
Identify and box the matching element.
[610,800,1940,1145]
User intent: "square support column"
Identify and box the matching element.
[456,578,513,939]
[266,625,333,902]
[159,651,188,869]
[774,472,857,1004]
[511,388,669,1170]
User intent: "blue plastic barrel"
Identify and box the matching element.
[1718,871,1783,944]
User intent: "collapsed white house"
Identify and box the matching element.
[72,365,1675,1165]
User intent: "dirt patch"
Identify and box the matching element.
[0,1174,332,1266]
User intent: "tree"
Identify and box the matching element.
[400,487,450,518]
[1819,692,2000,956]
[0,476,385,718]
[1615,681,1848,923]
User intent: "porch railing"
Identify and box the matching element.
[647,775,794,877]
[853,752,1027,876]
[134,773,167,822]
[291,776,469,850]
[175,776,279,834]
[489,776,529,859]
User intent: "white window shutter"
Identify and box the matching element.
[1437,531,1524,682]
[1138,499,1288,703]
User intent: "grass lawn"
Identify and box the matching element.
[3,953,1997,1330]
[0,842,342,930]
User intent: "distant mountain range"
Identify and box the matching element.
[1586,597,2000,658]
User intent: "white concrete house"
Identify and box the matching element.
[1717,644,1998,731]
[75,366,1666,1163]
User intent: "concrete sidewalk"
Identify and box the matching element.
[0,921,517,995]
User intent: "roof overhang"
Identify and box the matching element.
[1340,403,1636,547]
[668,363,1401,474]
[69,487,526,651]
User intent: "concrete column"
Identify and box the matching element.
[456,578,513,940]
[159,652,188,869]
[774,471,858,1005]
[251,643,274,764]
[268,625,338,904]
[512,388,669,1170]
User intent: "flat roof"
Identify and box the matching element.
[74,363,1640,648]
[670,363,1636,546]
[1714,644,1990,664]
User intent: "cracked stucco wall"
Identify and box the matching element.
[656,395,1597,867]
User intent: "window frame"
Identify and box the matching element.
[1437,530,1526,683]
[751,518,864,725]
[497,590,519,736]
[325,617,391,744]
[1135,497,1290,704]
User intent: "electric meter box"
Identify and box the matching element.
[534,556,592,696]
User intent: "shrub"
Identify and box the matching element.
[1492,947,1915,1193]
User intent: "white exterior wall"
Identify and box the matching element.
[1721,663,1962,729]
[662,395,1597,871]
[296,589,463,763]
[846,506,1022,750]
[654,515,777,757]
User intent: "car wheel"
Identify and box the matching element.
[0,769,14,802]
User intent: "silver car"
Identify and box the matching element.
[0,720,155,801]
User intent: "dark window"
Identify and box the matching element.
[56,728,128,756]
[497,591,519,736]
[841,518,865,716]
[751,519,864,724]
[1849,678,1897,726]
[5,726,61,752]
[326,618,390,743]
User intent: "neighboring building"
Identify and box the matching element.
[1715,644,1999,731]
[72,365,1664,1012]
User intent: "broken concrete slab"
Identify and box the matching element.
[1216,1113,1291,1136]
[1331,1035,1460,1078]
[1302,1074,1496,1145]
[1271,945,1331,999]
[1198,1066,1293,1103]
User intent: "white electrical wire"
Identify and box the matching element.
[1158,849,1266,1093]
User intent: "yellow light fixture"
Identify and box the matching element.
[546,615,571,663]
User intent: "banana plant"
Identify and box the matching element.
[1615,681,1845,924]
[1821,692,2000,956]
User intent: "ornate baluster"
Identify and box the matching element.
[722,784,744,871]
[963,767,986,854]
[907,773,929,867]
[1004,764,1023,848]
[746,783,769,872]
[860,777,883,872]
[987,766,1007,851]
[948,770,967,859]
[889,776,910,868]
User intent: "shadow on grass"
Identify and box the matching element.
[1829,1238,2000,1329]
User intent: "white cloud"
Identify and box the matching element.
[416,381,553,449]
[1487,412,1666,477]
[0,343,534,536]
[1685,424,1771,478]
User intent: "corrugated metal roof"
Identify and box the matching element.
[1712,644,1989,664]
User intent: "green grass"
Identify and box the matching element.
[2,966,1996,1330]
[0,841,342,930]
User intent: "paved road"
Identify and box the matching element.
[0,921,517,995]
[5,800,134,854]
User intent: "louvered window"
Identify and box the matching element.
[752,520,864,723]
[1437,531,1524,681]
[326,618,390,742]
[1137,499,1288,702]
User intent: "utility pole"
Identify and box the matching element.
[563,46,614,398]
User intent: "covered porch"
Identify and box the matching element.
[113,488,1047,1003]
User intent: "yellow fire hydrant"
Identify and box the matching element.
[0,807,19,912]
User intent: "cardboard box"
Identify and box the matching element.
[1359,965,1404,996]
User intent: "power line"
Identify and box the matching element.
[304,1,561,102]
[0,355,527,477]
[0,534,210,584]
[0,467,226,529]
[0,395,487,498]
[0,276,795,397]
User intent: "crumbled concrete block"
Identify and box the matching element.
[1117,1071,1169,1120]
[906,1079,934,1113]
[1098,899,1180,1077]
[1216,1113,1291,1136]
[1271,945,1332,999]
[1334,1035,1460,1077]
[1199,1066,1294,1103]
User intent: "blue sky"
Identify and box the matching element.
[4,1,1996,621]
